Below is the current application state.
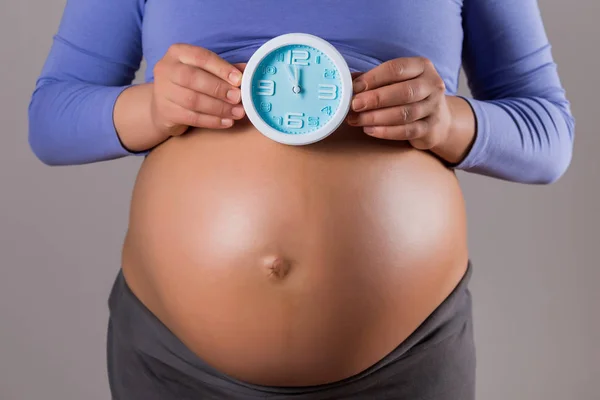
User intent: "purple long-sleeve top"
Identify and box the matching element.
[28,0,575,184]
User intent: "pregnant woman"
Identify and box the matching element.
[28,0,574,399]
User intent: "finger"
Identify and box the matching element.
[168,43,243,86]
[351,80,432,112]
[353,57,430,93]
[351,71,364,80]
[168,64,241,105]
[233,63,248,73]
[363,119,431,142]
[167,100,235,130]
[347,95,437,127]
[165,84,245,120]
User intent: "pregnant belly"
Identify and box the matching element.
[121,119,469,386]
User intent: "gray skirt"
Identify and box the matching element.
[107,262,476,399]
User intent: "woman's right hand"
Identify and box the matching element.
[151,43,246,138]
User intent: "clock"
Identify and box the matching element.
[241,33,353,145]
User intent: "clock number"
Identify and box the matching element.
[316,56,321,64]
[290,50,310,66]
[318,84,338,100]
[260,102,272,112]
[273,116,283,126]
[262,66,277,75]
[321,106,333,116]
[308,117,320,127]
[257,80,275,96]
[285,112,305,129]
[324,69,336,79]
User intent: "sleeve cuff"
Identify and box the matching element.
[453,96,490,171]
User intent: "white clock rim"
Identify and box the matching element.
[241,33,353,146]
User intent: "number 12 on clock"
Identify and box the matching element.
[277,49,310,65]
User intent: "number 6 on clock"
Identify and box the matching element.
[285,113,305,129]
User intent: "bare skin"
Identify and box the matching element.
[115,44,473,386]
[113,44,247,153]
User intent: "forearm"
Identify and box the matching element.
[430,96,476,165]
[113,83,168,153]
[455,0,575,184]
[449,96,574,184]
[27,0,147,166]
[430,92,574,184]
[28,80,147,166]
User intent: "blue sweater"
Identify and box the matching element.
[28,0,575,184]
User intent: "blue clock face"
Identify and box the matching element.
[251,44,343,135]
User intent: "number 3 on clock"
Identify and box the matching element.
[318,84,338,100]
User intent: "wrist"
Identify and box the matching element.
[114,83,167,153]
[430,95,476,165]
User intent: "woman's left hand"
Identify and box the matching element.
[346,57,453,152]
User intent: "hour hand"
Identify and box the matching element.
[286,65,297,85]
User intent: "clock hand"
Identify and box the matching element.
[287,65,301,94]
[286,65,297,85]
[295,66,301,88]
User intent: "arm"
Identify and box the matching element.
[113,83,169,153]
[28,0,153,166]
[451,0,575,184]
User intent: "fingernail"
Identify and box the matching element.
[227,89,240,103]
[347,113,358,125]
[352,98,366,112]
[232,106,245,118]
[353,80,366,93]
[229,71,242,86]
[364,127,375,134]
[221,118,233,126]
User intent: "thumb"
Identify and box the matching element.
[233,63,248,73]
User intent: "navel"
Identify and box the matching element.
[262,255,292,280]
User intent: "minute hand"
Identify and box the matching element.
[294,66,301,87]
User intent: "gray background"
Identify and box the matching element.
[1,1,598,399]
